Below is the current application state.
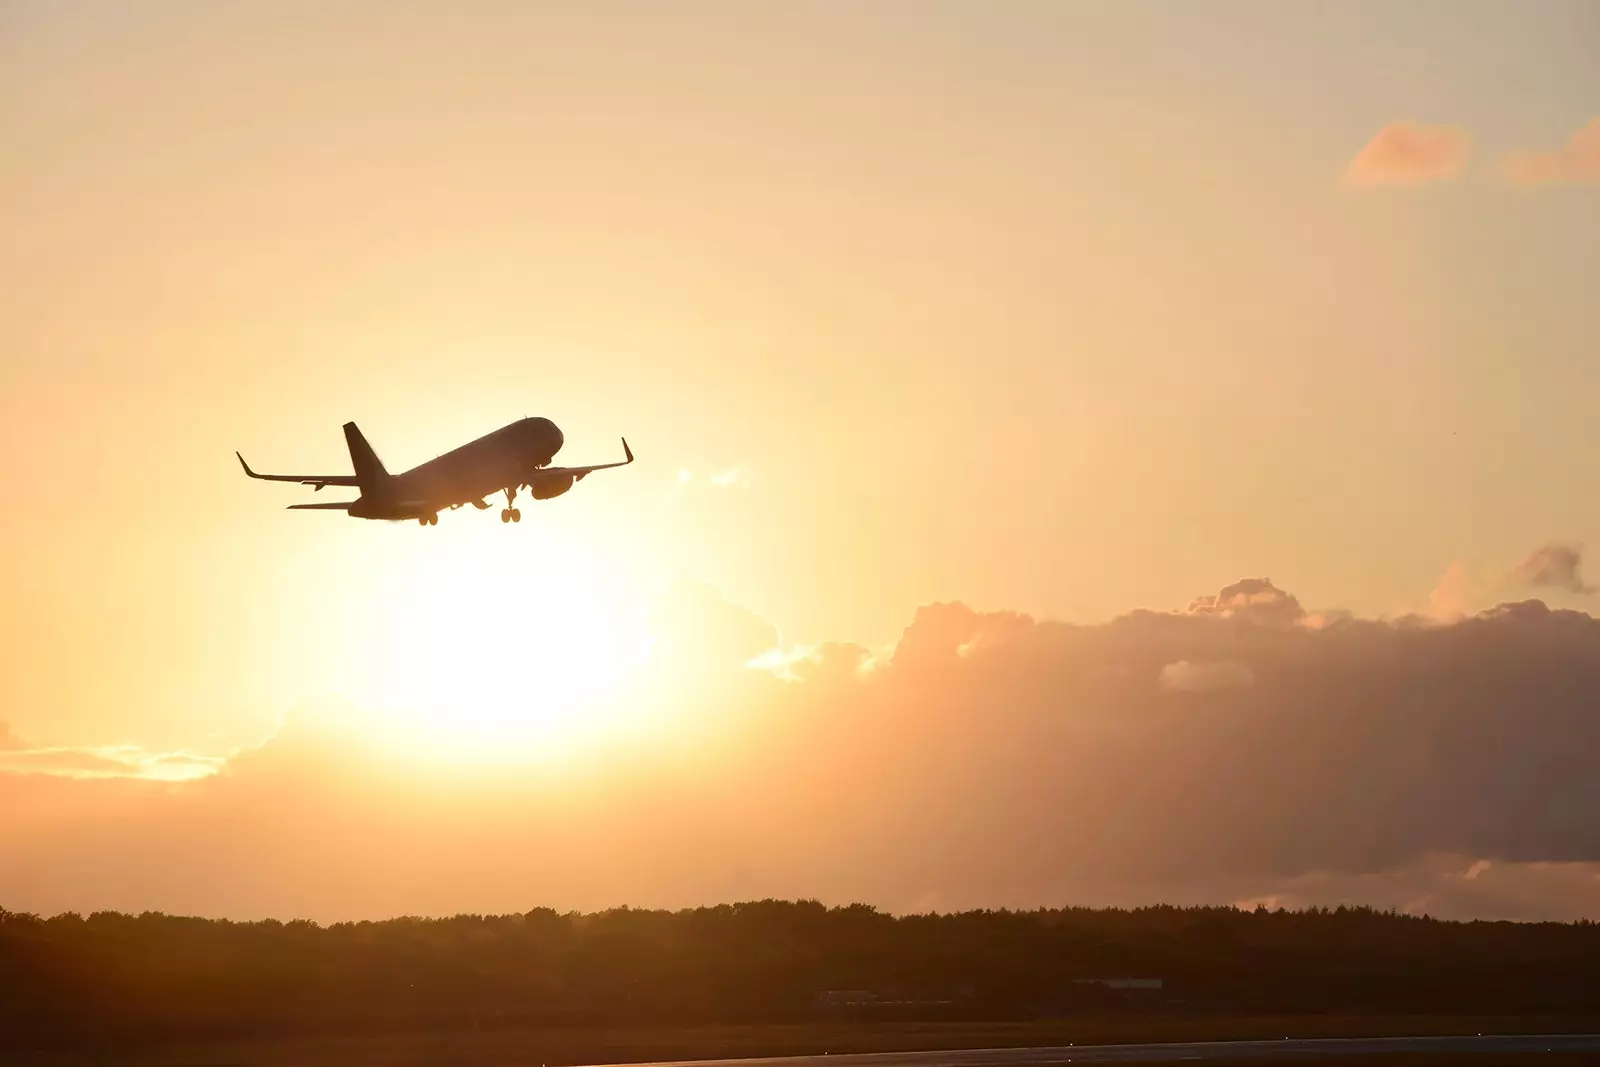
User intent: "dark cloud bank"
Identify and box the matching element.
[4,576,1600,922]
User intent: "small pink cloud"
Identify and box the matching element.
[1424,561,1475,622]
[1345,122,1469,187]
[1502,118,1600,185]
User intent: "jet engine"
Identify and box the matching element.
[529,473,576,500]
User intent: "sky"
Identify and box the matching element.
[2,1,1598,921]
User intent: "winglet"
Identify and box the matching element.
[622,437,633,464]
[236,451,260,479]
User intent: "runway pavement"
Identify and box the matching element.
[583,1033,1600,1065]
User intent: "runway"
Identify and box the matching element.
[584,1033,1600,1065]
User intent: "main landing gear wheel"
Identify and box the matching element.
[418,514,438,526]
[501,508,522,523]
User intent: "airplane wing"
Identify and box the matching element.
[236,452,359,490]
[526,437,635,484]
[286,501,357,510]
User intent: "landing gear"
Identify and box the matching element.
[501,508,521,523]
[417,513,438,526]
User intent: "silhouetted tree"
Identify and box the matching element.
[3,901,1599,1048]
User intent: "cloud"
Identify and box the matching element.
[647,574,780,671]
[1345,122,1469,186]
[8,577,1600,921]
[0,722,23,750]
[747,642,872,683]
[1186,577,1304,626]
[0,748,137,776]
[675,466,752,489]
[1159,659,1254,693]
[709,466,751,489]
[1227,855,1600,922]
[1510,542,1594,595]
[1502,118,1600,185]
[0,744,225,781]
[1424,561,1476,621]
[889,601,1034,669]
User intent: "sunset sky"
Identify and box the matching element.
[3,2,1598,921]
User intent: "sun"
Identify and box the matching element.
[335,524,652,764]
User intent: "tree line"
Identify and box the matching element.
[4,900,1599,1044]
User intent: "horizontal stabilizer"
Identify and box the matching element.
[286,501,357,510]
[237,451,360,488]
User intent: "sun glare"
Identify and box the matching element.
[334,526,653,764]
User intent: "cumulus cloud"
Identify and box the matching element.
[1159,659,1254,693]
[1186,577,1304,626]
[1345,122,1469,186]
[1503,117,1600,185]
[8,578,1600,921]
[1510,542,1594,595]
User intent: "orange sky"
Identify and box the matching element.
[3,2,1599,920]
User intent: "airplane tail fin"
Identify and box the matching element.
[342,422,389,491]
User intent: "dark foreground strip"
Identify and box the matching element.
[579,1033,1600,1067]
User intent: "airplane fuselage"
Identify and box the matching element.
[351,417,564,520]
[237,415,631,525]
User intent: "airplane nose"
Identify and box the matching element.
[538,417,563,453]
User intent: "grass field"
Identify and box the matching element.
[12,1016,1600,1067]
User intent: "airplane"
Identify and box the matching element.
[237,417,632,525]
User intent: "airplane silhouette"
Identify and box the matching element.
[238,418,632,524]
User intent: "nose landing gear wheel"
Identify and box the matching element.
[501,509,512,523]
[510,509,522,523]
